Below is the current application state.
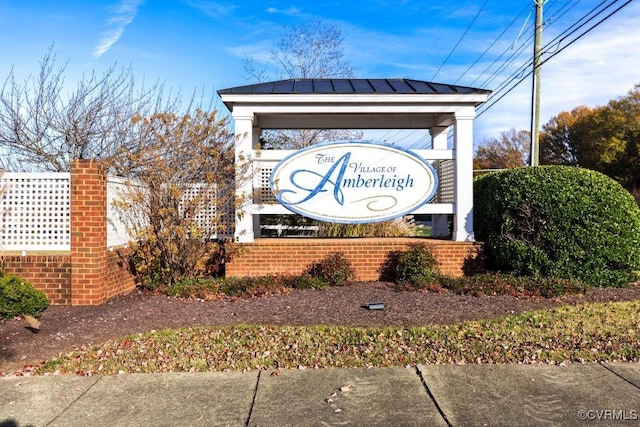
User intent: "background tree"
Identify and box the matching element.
[473,128,530,170]
[0,48,189,173]
[540,84,640,190]
[539,106,593,166]
[244,17,356,81]
[244,17,361,149]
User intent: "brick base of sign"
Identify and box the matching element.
[2,247,136,306]
[225,238,483,281]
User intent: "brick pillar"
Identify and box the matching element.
[70,159,108,305]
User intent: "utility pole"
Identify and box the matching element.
[530,0,543,166]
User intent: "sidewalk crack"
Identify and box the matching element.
[46,376,102,426]
[598,362,640,391]
[245,370,261,427]
[415,367,452,427]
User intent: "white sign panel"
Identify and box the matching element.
[270,141,438,223]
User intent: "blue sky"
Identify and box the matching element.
[1,0,639,148]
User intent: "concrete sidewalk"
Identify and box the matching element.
[1,363,639,426]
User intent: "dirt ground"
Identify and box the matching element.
[2,282,640,375]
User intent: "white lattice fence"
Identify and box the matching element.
[435,159,455,203]
[107,176,142,248]
[107,179,231,244]
[0,173,71,251]
[181,183,220,239]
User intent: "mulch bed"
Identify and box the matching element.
[2,282,640,375]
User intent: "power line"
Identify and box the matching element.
[477,0,630,114]
[542,0,633,63]
[469,0,588,91]
[478,31,533,89]
[541,0,624,57]
[470,0,578,89]
[469,8,536,87]
[477,0,633,117]
[476,1,578,93]
[432,0,490,81]
[454,2,531,84]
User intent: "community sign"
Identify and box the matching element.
[270,141,438,223]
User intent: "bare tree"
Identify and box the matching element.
[244,17,356,81]
[0,47,192,173]
[244,18,361,149]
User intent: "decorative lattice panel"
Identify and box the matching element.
[433,159,455,203]
[256,166,277,204]
[183,184,216,232]
[181,184,234,238]
[0,173,71,251]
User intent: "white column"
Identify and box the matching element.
[430,126,450,237]
[233,114,256,242]
[430,126,448,149]
[453,111,475,242]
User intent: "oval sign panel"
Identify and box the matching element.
[270,141,438,223]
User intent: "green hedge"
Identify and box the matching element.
[474,166,640,287]
[0,274,49,319]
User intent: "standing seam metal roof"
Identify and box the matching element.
[218,78,491,95]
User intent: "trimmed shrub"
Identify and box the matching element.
[0,274,49,319]
[305,252,355,287]
[438,273,588,298]
[286,273,329,290]
[474,166,640,287]
[379,244,441,290]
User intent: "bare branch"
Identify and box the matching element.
[0,47,209,173]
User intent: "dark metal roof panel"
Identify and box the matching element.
[273,80,292,93]
[218,78,490,95]
[387,79,414,93]
[368,79,392,92]
[315,79,339,93]
[351,79,374,92]
[327,80,350,93]
[295,79,314,93]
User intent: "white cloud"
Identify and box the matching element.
[185,0,236,18]
[266,6,302,16]
[227,41,272,63]
[93,0,144,58]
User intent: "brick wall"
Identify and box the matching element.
[2,160,136,305]
[104,247,136,300]
[70,159,108,305]
[225,237,482,281]
[2,254,71,305]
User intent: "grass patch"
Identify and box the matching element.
[37,300,640,375]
